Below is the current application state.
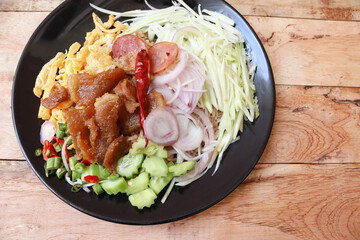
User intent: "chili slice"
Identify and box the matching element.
[81,159,91,165]
[84,175,99,184]
[42,140,58,161]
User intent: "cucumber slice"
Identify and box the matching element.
[99,165,111,180]
[81,166,91,182]
[149,173,173,194]
[142,156,168,177]
[130,136,168,158]
[116,154,144,179]
[168,161,195,177]
[128,188,157,210]
[90,164,100,177]
[100,177,128,195]
[92,184,104,195]
[126,172,150,195]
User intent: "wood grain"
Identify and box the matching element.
[1,0,360,21]
[0,161,359,240]
[0,12,48,160]
[246,16,360,87]
[261,85,360,163]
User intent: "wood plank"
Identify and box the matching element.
[232,0,360,21]
[0,0,63,12]
[1,0,360,21]
[261,85,360,163]
[0,12,48,160]
[0,161,359,239]
[1,13,360,88]
[246,16,360,87]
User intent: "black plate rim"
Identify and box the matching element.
[11,0,275,225]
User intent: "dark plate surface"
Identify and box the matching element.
[12,0,275,225]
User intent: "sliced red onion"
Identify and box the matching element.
[40,120,55,145]
[61,136,72,172]
[174,114,203,151]
[170,64,205,113]
[144,107,180,146]
[175,108,216,183]
[152,49,188,85]
[193,108,215,143]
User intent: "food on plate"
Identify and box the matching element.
[33,0,258,209]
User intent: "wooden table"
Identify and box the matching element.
[1,0,359,239]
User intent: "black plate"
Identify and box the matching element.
[12,0,275,225]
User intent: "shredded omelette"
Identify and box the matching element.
[33,13,127,130]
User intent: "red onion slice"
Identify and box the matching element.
[61,136,72,172]
[174,114,203,151]
[170,63,205,113]
[144,107,180,146]
[40,120,55,145]
[175,108,216,183]
[152,49,188,85]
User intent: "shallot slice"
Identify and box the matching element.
[174,114,203,151]
[144,107,180,146]
[61,136,72,172]
[40,120,55,145]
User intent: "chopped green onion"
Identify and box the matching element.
[75,163,86,173]
[69,156,77,171]
[71,184,82,192]
[56,167,67,179]
[64,136,73,145]
[56,129,65,139]
[46,157,62,171]
[35,148,42,157]
[46,149,51,156]
[54,143,62,152]
[59,123,67,132]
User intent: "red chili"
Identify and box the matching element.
[135,49,151,144]
[81,159,91,165]
[42,140,58,161]
[50,136,64,147]
[65,147,70,163]
[84,175,99,184]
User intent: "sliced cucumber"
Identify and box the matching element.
[126,172,150,195]
[116,154,144,179]
[100,177,128,195]
[149,172,173,195]
[169,161,195,177]
[92,184,104,195]
[128,188,157,210]
[142,156,168,177]
[130,136,168,158]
